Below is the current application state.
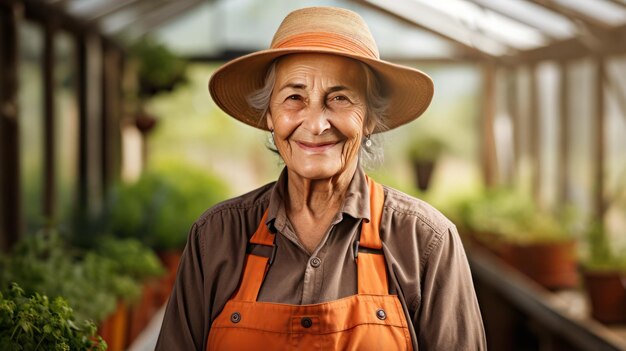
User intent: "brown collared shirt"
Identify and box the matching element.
[155,167,486,350]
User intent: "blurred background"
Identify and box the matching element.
[0,0,625,350]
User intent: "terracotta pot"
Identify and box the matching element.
[127,281,160,345]
[508,241,579,290]
[412,160,435,192]
[583,271,626,324]
[98,301,129,351]
[157,249,183,303]
[135,113,158,133]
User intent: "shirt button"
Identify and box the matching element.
[301,317,313,328]
[310,257,321,268]
[230,312,241,323]
[376,309,386,320]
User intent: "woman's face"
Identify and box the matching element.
[267,53,371,181]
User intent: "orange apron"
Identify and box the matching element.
[206,178,413,350]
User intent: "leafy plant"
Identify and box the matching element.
[0,231,149,322]
[0,283,106,351]
[407,133,448,162]
[96,237,165,282]
[108,162,229,250]
[130,37,187,98]
[583,222,626,272]
[463,189,573,245]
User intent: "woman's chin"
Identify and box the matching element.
[289,162,343,181]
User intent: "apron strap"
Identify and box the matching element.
[234,175,389,301]
[357,177,389,295]
[232,211,275,302]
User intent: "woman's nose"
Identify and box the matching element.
[301,105,331,135]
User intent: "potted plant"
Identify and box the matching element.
[95,237,165,344]
[0,283,106,350]
[0,231,147,351]
[464,189,579,289]
[129,37,188,99]
[406,134,447,191]
[107,161,229,301]
[581,223,626,324]
[129,37,188,137]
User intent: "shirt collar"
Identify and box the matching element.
[265,166,371,232]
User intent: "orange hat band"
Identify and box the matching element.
[273,32,378,60]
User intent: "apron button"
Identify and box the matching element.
[230,312,241,323]
[301,317,313,328]
[376,309,387,320]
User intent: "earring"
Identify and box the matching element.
[268,129,275,145]
[364,134,372,148]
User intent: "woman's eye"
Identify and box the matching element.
[329,95,350,104]
[286,95,301,101]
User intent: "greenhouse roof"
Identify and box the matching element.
[31,0,626,62]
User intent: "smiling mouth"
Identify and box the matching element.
[295,141,339,153]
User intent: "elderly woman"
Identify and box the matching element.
[156,6,485,351]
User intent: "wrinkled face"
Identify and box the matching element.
[266,54,371,181]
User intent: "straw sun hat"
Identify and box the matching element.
[209,6,434,133]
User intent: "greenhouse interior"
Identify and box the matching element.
[1,0,626,350]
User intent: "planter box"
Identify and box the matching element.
[99,301,129,351]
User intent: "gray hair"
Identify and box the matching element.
[247,58,389,168]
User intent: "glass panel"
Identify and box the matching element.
[54,31,78,231]
[555,0,626,25]
[100,0,170,34]
[605,55,626,249]
[471,0,576,40]
[537,62,560,210]
[154,0,460,60]
[413,0,547,49]
[370,0,507,55]
[19,21,45,234]
[567,59,594,219]
[67,0,115,17]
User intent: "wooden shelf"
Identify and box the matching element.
[468,247,626,351]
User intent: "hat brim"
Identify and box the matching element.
[209,47,434,133]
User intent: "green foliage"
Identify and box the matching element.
[109,161,229,250]
[583,222,626,272]
[462,189,573,245]
[407,133,448,162]
[0,231,163,322]
[96,237,165,282]
[0,283,106,351]
[130,37,187,97]
[0,231,117,323]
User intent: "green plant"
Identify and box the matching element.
[583,222,626,272]
[0,231,145,323]
[0,283,106,351]
[96,237,165,282]
[464,189,573,245]
[130,37,187,97]
[108,162,229,250]
[407,133,447,162]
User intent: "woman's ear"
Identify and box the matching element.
[364,115,376,136]
[266,112,274,131]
